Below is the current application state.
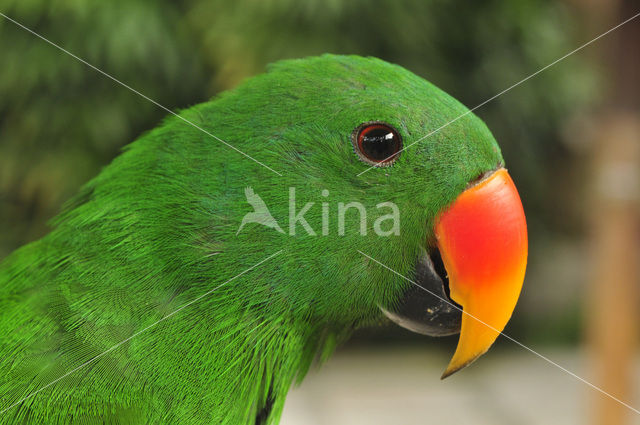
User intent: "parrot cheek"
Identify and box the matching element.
[435,168,528,378]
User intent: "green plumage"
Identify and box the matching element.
[0,55,502,424]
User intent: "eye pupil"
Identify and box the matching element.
[352,123,402,166]
[361,127,397,160]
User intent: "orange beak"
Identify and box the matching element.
[435,168,528,378]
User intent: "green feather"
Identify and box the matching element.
[0,54,502,424]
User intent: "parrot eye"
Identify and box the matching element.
[351,122,402,166]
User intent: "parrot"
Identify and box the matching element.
[0,54,527,425]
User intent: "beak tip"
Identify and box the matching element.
[440,364,461,380]
[440,353,482,380]
[440,369,455,380]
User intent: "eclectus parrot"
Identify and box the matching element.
[0,55,527,424]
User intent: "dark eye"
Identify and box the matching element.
[351,122,402,166]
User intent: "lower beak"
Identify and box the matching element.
[435,168,528,378]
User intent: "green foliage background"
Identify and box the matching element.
[0,0,600,341]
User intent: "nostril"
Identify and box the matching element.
[467,167,502,189]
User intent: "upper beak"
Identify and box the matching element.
[436,168,528,378]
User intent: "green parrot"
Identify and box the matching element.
[0,55,527,424]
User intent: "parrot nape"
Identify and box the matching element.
[0,55,527,425]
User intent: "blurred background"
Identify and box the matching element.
[0,0,638,423]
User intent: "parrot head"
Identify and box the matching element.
[0,54,529,424]
[198,54,528,378]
